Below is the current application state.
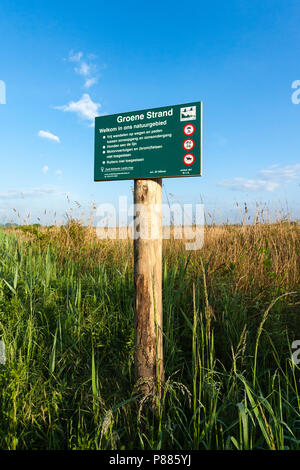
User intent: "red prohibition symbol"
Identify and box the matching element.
[183,138,195,150]
[183,153,195,165]
[183,124,195,136]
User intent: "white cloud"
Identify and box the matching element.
[67,50,99,89]
[42,165,49,174]
[56,170,62,176]
[75,61,90,77]
[38,130,60,143]
[69,50,83,62]
[0,187,61,200]
[218,178,279,192]
[87,53,97,60]
[55,93,101,123]
[218,163,300,193]
[84,77,98,89]
[258,164,300,182]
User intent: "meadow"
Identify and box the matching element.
[0,217,299,450]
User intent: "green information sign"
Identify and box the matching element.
[94,101,202,181]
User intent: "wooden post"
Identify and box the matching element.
[134,178,164,397]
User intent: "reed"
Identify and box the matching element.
[0,216,299,449]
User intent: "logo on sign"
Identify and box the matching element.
[180,106,196,121]
[183,153,195,165]
[183,124,195,136]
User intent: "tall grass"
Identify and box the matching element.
[0,218,299,449]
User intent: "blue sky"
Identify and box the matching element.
[0,0,299,225]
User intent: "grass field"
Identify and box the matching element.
[0,219,299,450]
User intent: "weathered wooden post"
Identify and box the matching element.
[134,178,164,396]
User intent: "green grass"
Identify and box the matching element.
[0,222,299,450]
